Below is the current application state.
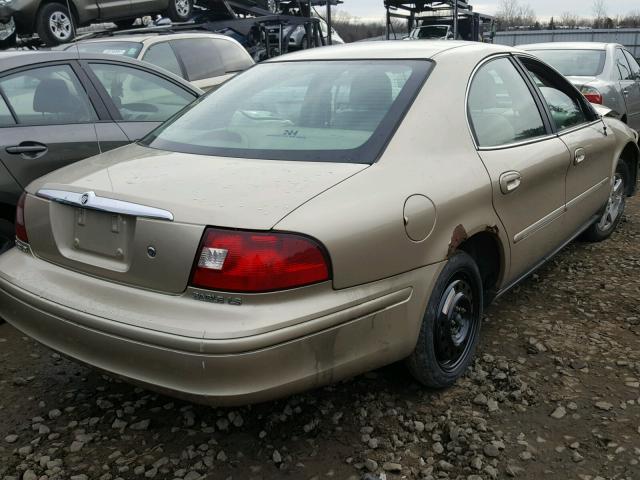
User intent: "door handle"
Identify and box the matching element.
[6,142,48,158]
[574,148,586,165]
[499,171,522,194]
[623,88,629,96]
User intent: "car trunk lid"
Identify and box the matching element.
[24,144,367,294]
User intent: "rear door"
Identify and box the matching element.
[614,47,640,129]
[82,60,198,141]
[0,62,101,190]
[518,55,615,232]
[622,49,640,130]
[468,55,572,283]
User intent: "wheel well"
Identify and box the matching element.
[457,231,502,304]
[620,142,639,196]
[35,0,80,30]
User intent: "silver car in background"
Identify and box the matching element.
[287,19,344,49]
[521,43,640,130]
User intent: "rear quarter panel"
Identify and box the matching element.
[275,47,510,290]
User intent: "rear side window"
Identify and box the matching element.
[623,50,640,80]
[0,95,15,126]
[142,42,183,78]
[0,64,96,125]
[616,49,633,80]
[143,60,432,163]
[214,39,253,73]
[170,39,225,81]
[468,57,546,147]
[520,56,595,131]
[88,63,196,122]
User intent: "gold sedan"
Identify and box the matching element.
[0,41,637,405]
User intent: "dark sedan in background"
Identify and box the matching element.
[0,50,201,252]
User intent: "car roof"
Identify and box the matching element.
[519,42,617,51]
[74,31,238,45]
[0,50,202,94]
[266,40,514,62]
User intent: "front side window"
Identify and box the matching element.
[0,64,96,125]
[170,38,225,81]
[520,56,594,131]
[468,57,546,147]
[88,63,196,122]
[142,42,183,78]
[526,49,606,77]
[143,60,432,163]
[616,49,633,80]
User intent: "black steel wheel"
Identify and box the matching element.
[408,251,483,389]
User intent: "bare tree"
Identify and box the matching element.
[496,0,537,29]
[559,11,579,28]
[592,0,607,28]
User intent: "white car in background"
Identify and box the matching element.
[288,19,344,49]
[66,32,254,91]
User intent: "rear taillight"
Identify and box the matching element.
[190,228,330,293]
[581,86,603,105]
[15,192,28,244]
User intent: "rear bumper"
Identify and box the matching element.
[0,249,441,405]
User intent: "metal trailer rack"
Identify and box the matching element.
[383,1,492,42]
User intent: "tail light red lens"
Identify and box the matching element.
[581,86,603,105]
[190,228,330,293]
[15,192,28,244]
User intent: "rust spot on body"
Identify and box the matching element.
[447,224,468,257]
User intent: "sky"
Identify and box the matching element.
[332,1,640,21]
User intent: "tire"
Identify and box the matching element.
[165,0,193,22]
[582,160,630,242]
[36,2,75,46]
[407,251,483,389]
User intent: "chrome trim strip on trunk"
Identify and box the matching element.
[36,189,174,222]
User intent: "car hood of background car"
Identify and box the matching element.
[26,143,369,230]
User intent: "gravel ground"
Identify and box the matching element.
[1,197,639,480]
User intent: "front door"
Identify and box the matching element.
[97,0,132,21]
[468,56,572,283]
[0,63,100,190]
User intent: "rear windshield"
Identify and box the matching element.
[142,60,432,163]
[528,49,606,77]
[69,41,143,58]
[415,26,448,38]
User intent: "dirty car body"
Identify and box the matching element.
[0,41,637,405]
